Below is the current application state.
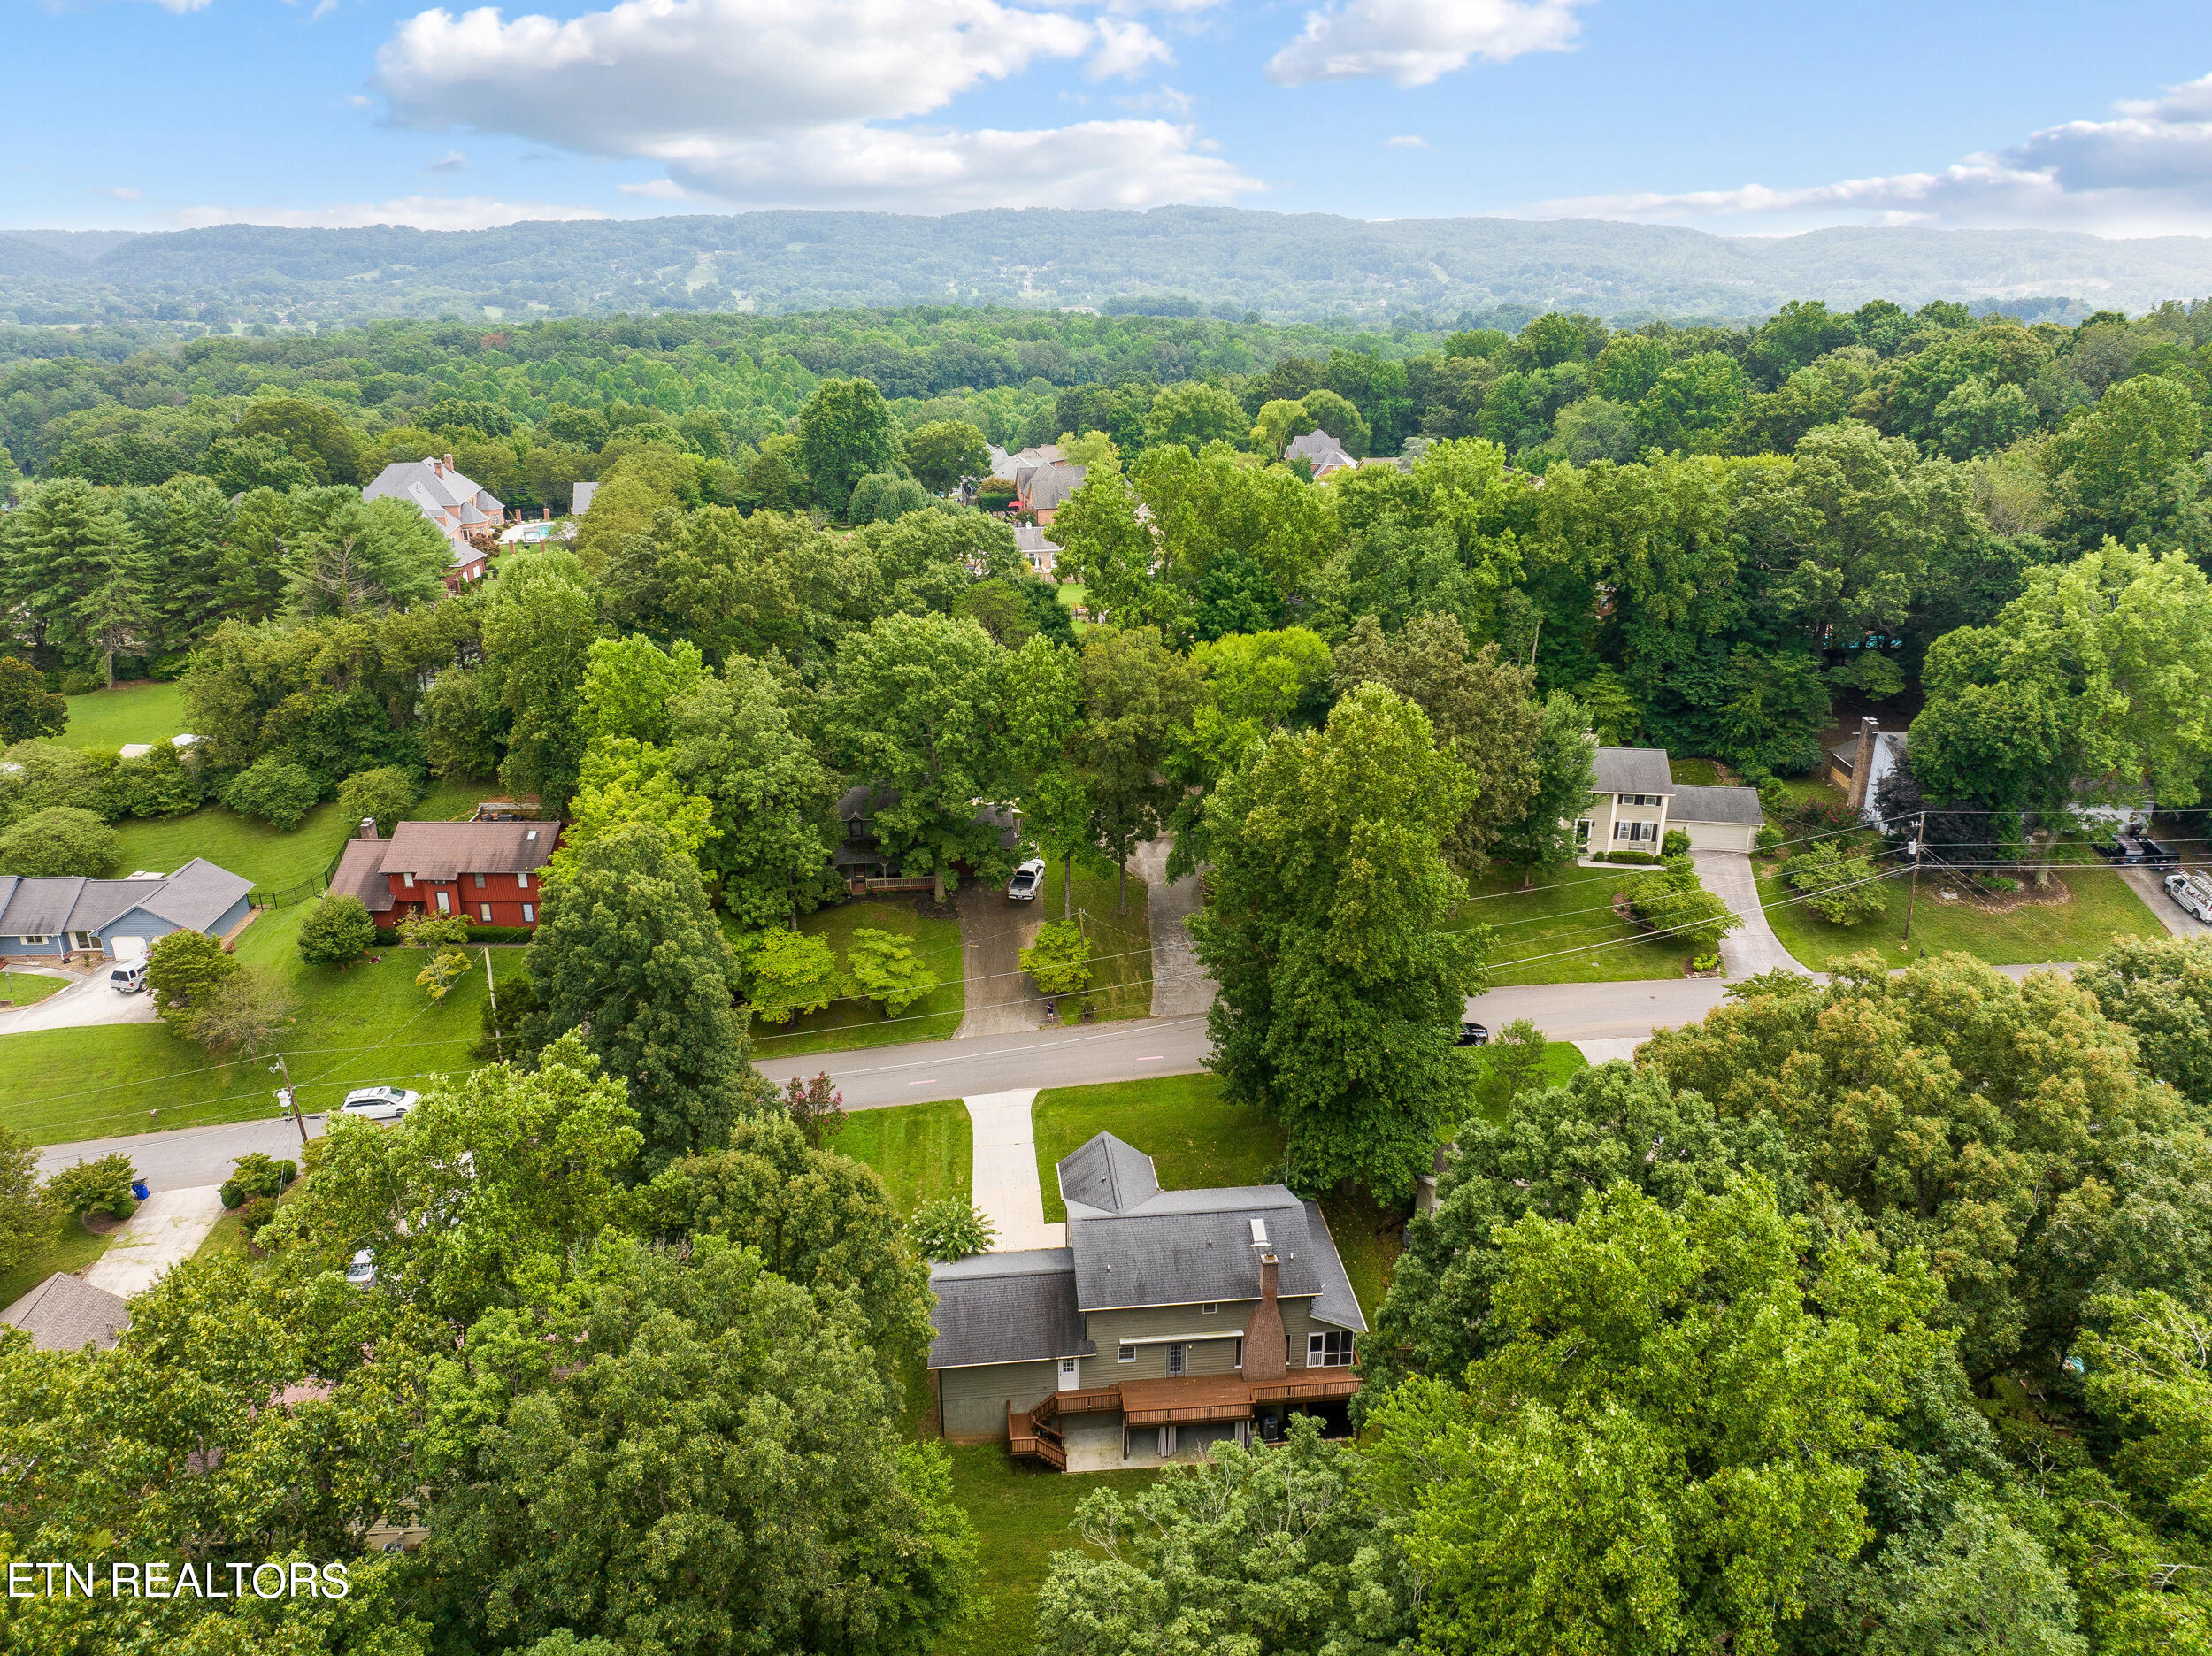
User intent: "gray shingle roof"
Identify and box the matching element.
[2,1273,130,1351]
[1593,745,1673,796]
[132,858,253,932]
[1669,784,1764,825]
[0,862,245,939]
[381,821,556,881]
[1022,462,1087,512]
[927,1248,1086,1368]
[1057,1131,1158,1216]
[0,875,88,936]
[1301,1201,1367,1333]
[1070,1188,1325,1311]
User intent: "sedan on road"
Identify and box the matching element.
[1007,857,1047,901]
[339,1085,420,1123]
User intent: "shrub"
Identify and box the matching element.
[780,1072,848,1147]
[1755,824,1785,854]
[908,1198,995,1262]
[1662,828,1691,857]
[223,756,319,830]
[845,928,941,1017]
[335,766,421,836]
[397,911,469,949]
[475,962,543,1066]
[145,928,239,1030]
[1020,918,1094,995]
[298,893,377,965]
[1788,796,1861,835]
[237,1195,279,1245]
[1623,858,1743,954]
[106,740,204,818]
[219,1151,295,1210]
[1783,838,1889,925]
[0,805,116,877]
[745,930,842,1024]
[1691,952,1721,972]
[1607,849,1661,866]
[45,1153,135,1218]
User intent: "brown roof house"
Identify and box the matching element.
[3,1273,131,1352]
[328,817,559,930]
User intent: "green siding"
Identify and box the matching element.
[938,1359,1056,1440]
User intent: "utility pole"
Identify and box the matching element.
[1901,812,1925,952]
[271,1053,309,1153]
[483,946,500,1056]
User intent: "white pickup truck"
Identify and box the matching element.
[2165,870,2212,924]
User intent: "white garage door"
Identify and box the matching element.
[110,936,148,960]
[1679,820,1759,852]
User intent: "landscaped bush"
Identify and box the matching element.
[44,1153,135,1220]
[908,1198,995,1262]
[1784,839,1890,924]
[397,911,469,949]
[237,1195,279,1245]
[219,1151,296,1210]
[1755,824,1785,853]
[1019,918,1094,995]
[1623,857,1742,954]
[1788,796,1861,834]
[145,928,238,1030]
[1607,849,1662,865]
[298,893,377,964]
[0,805,116,876]
[223,755,319,830]
[1662,828,1691,856]
[335,765,421,836]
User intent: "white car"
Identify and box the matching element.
[345,1248,376,1287]
[1007,857,1047,901]
[339,1085,420,1123]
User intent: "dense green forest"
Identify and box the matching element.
[4,292,2212,1654]
[6,210,2212,337]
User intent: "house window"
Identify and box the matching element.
[18,936,47,946]
[1117,1343,1135,1363]
[517,872,530,890]
[1233,1338,1243,1368]
[402,872,416,888]
[1308,1331,1355,1368]
[1200,1303,1217,1315]
[1165,1344,1186,1376]
[71,932,96,951]
[1575,819,1592,843]
[480,904,492,922]
[435,891,451,915]
[1612,820,1655,844]
[522,904,535,924]
[473,873,486,889]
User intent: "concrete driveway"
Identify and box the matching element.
[1133,838,1216,1017]
[1692,849,1808,978]
[0,969,159,1036]
[2120,865,2209,938]
[82,1184,227,1298]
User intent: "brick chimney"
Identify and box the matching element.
[358,817,380,841]
[1844,716,1880,812]
[443,453,455,472]
[1240,1218,1286,1382]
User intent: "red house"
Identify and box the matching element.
[329,818,558,929]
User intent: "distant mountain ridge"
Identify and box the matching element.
[4,209,2210,332]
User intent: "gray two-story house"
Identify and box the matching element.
[926,1131,1366,1470]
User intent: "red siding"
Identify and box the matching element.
[385,868,542,927]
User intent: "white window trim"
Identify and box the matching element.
[522,904,535,923]
[1117,1343,1136,1363]
[1307,1331,1355,1368]
[435,891,451,915]
[402,872,415,888]
[480,904,492,922]
[19,935,48,946]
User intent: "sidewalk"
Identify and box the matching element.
[964,1088,1064,1252]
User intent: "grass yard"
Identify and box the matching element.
[0,1215,116,1311]
[0,970,65,1008]
[107,776,497,890]
[832,1100,971,1215]
[60,679,188,751]
[1756,859,2167,973]
[741,897,966,1062]
[1034,859,1151,1021]
[1667,756,1726,786]
[940,1444,1150,1656]
[1466,1038,1589,1124]
[1463,862,1697,985]
[0,904,523,1146]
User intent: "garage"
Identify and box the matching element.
[1668,785,1765,853]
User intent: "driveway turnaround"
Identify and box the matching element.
[1692,848,1808,978]
[2120,865,2208,939]
[952,883,1048,1039]
[964,1089,1064,1252]
[1132,838,1216,1017]
[0,970,160,1037]
[82,1184,227,1298]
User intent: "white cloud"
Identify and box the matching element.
[1267,0,1588,88]
[175,196,611,231]
[1521,70,2212,237]
[345,94,375,109]
[1384,134,1428,149]
[619,178,688,199]
[105,187,144,201]
[425,150,467,173]
[138,0,215,12]
[373,0,1256,211]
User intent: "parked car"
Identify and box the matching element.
[2167,870,2212,924]
[339,1085,420,1123]
[1456,1021,1490,1047]
[2101,831,2181,869]
[1007,857,1046,901]
[109,959,147,993]
[345,1248,377,1287]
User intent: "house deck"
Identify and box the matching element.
[1009,1370,1361,1470]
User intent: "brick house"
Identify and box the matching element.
[328,818,558,930]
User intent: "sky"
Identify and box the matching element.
[6,0,2212,239]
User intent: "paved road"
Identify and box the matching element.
[1693,849,1806,978]
[1132,839,1216,1017]
[39,1115,326,1185]
[2120,865,2208,938]
[0,969,159,1036]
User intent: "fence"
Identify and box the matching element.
[251,877,325,909]
[849,876,937,895]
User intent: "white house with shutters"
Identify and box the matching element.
[1572,746,1765,854]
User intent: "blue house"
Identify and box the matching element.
[0,858,254,960]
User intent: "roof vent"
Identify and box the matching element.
[1249,1217,1268,1248]
[526,830,538,841]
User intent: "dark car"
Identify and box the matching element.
[1455,1021,1489,1047]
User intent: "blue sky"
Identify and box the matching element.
[7,0,2211,236]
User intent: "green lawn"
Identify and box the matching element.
[741,897,966,1062]
[0,971,65,1008]
[60,679,188,751]
[1668,756,1726,786]
[0,1215,117,1311]
[1035,859,1151,1021]
[1463,862,1697,985]
[1756,858,2167,973]
[0,904,523,1146]
[1467,1038,1590,1123]
[833,1100,971,1216]
[1033,1074,1277,1226]
[107,776,496,890]
[941,1444,1148,1656]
